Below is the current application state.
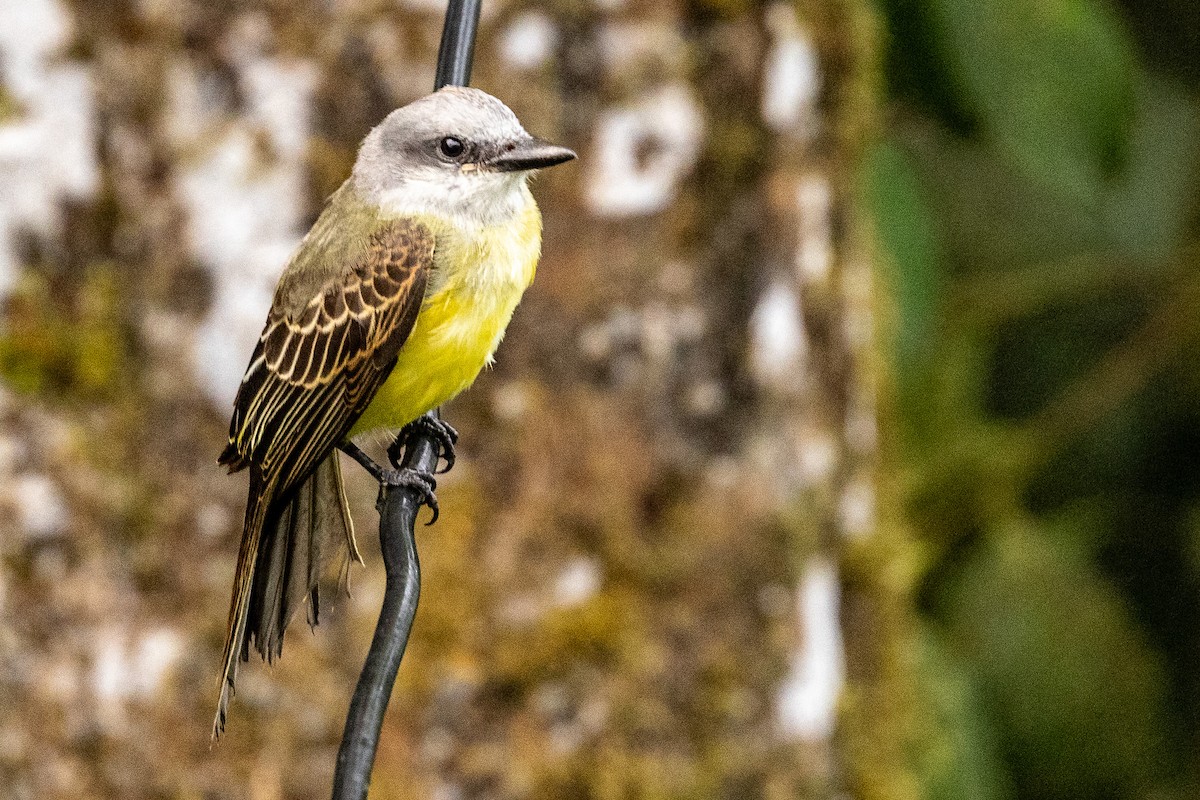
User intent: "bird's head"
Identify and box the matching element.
[352,87,576,225]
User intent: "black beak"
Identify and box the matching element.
[489,137,577,172]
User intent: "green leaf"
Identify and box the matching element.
[866,140,942,382]
[865,140,952,447]
[931,521,1176,799]
[1102,75,1200,261]
[928,0,1137,207]
[899,122,1102,274]
[916,629,1015,800]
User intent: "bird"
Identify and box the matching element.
[212,86,575,737]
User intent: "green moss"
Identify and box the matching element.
[492,589,638,686]
[691,0,758,18]
[0,272,71,394]
[0,263,130,399]
[0,83,22,123]
[73,266,127,394]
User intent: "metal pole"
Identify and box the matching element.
[330,2,481,796]
[434,0,483,90]
[330,425,437,800]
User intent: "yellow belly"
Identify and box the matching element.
[349,203,541,435]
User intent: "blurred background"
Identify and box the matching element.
[0,0,1197,798]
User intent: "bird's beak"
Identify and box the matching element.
[488,137,577,172]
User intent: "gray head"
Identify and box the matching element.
[352,87,575,223]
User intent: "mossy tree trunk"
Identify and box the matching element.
[0,1,916,798]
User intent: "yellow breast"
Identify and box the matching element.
[350,200,542,435]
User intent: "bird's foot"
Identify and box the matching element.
[378,468,440,525]
[387,414,460,474]
[340,442,441,525]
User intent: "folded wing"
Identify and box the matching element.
[213,217,434,737]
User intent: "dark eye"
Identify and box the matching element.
[438,137,464,158]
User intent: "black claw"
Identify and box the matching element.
[342,440,442,524]
[391,414,460,474]
[432,419,459,475]
[385,436,405,470]
[378,467,440,525]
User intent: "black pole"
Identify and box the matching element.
[330,2,481,796]
[330,430,435,799]
[434,0,483,90]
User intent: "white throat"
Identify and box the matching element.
[364,169,533,230]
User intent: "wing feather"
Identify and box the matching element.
[219,218,433,492]
[214,214,433,737]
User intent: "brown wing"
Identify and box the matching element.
[219,218,433,493]
[212,218,433,737]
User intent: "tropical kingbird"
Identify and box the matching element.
[213,87,575,735]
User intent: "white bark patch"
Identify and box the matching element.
[491,380,530,422]
[761,2,820,137]
[687,380,725,416]
[171,55,317,408]
[839,474,875,539]
[195,501,232,541]
[11,472,68,541]
[553,557,602,607]
[586,85,704,217]
[795,174,833,283]
[92,627,185,729]
[432,783,465,800]
[501,11,558,71]
[579,301,707,380]
[0,0,98,299]
[0,0,71,98]
[798,428,838,485]
[750,280,807,386]
[777,557,845,741]
[845,392,878,456]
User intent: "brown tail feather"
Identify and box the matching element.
[293,453,362,628]
[247,454,360,662]
[330,453,363,570]
[213,467,276,739]
[212,453,361,738]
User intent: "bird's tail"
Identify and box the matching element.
[213,467,276,739]
[246,453,361,663]
[212,454,361,739]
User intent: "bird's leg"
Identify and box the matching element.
[339,441,387,481]
[387,413,460,474]
[339,441,440,524]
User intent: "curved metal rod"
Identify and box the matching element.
[331,0,482,795]
[331,420,438,799]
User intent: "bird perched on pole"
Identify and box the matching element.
[213,87,575,737]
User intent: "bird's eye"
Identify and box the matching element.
[438,137,464,158]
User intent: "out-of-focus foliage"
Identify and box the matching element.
[871,0,1200,797]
